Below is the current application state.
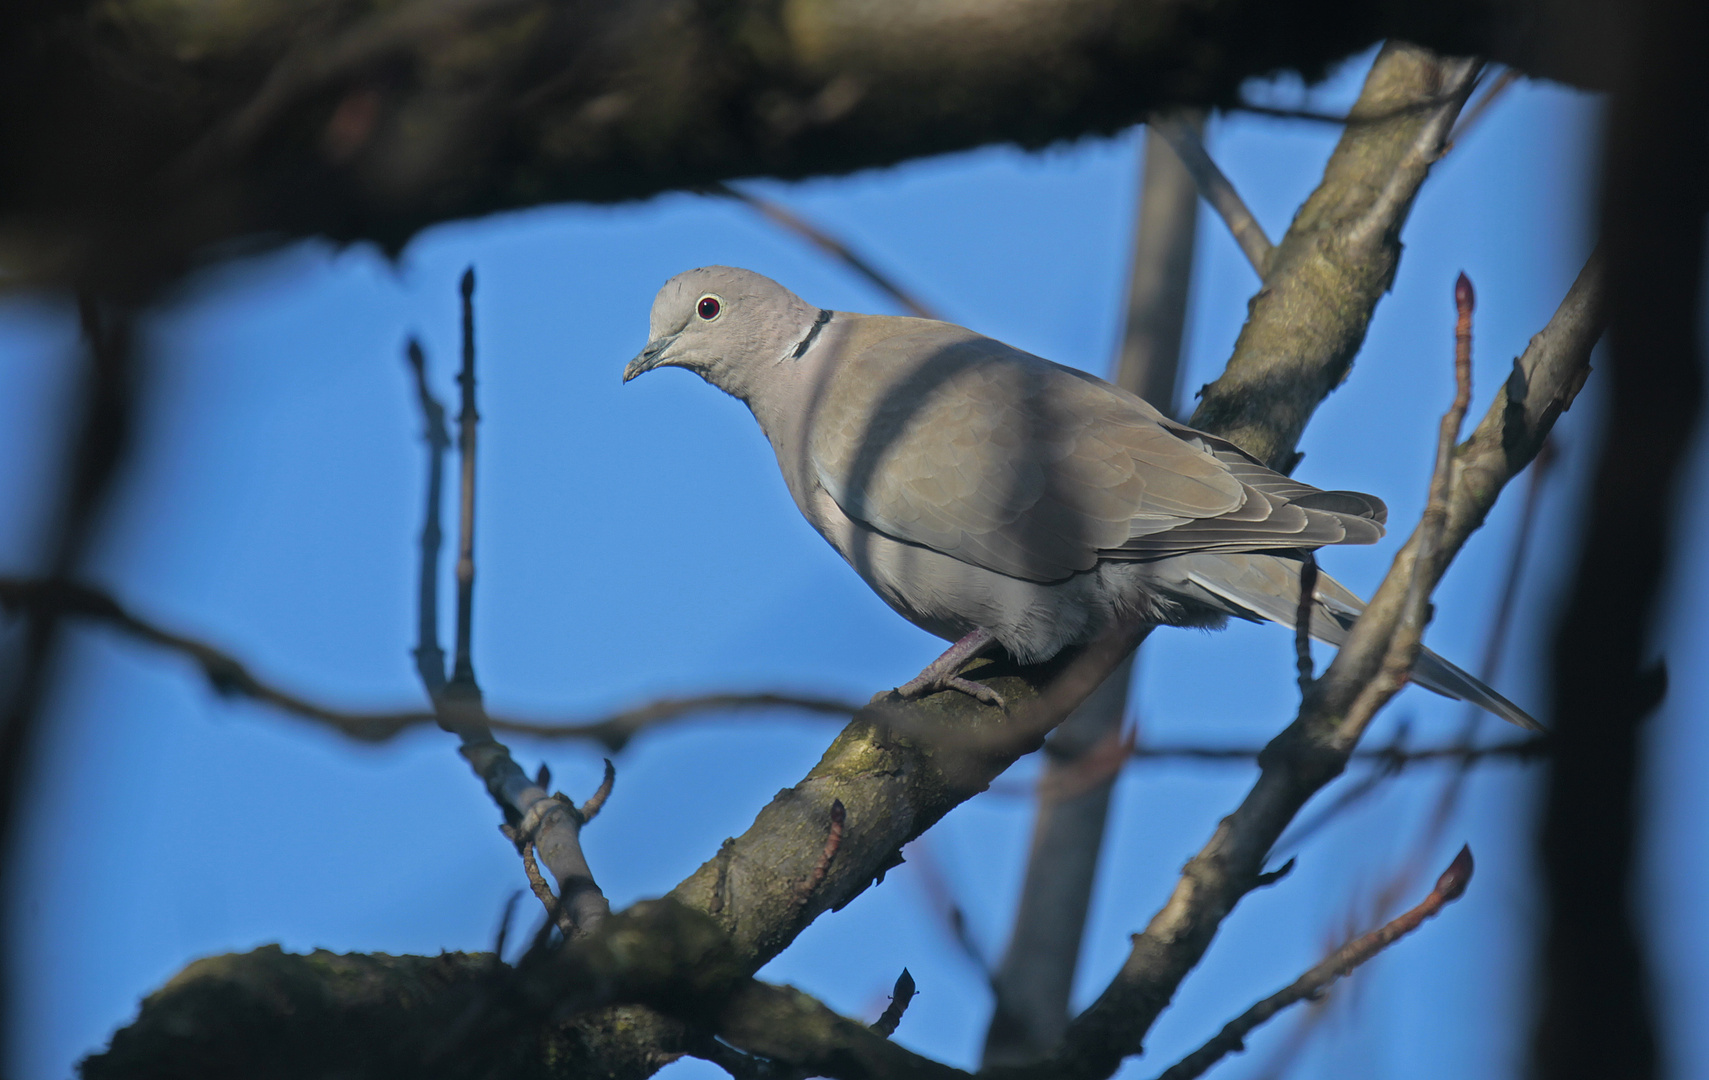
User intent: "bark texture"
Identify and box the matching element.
[2,0,1605,291]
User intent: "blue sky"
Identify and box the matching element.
[6,51,1703,1080]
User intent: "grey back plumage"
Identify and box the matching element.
[802,304,1385,583]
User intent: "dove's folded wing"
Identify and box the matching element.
[809,321,1384,583]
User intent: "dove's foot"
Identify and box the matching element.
[894,630,1005,709]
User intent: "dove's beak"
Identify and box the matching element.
[624,334,679,382]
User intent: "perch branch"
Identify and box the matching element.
[1293,555,1318,692]
[1447,68,1519,148]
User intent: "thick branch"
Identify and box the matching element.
[3,0,1613,289]
[1188,47,1480,470]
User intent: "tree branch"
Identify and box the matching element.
[1188,47,1482,471]
[0,577,863,746]
[411,268,610,938]
[1150,848,1474,1080]
[3,0,1615,289]
[1040,242,1603,1080]
[1148,114,1273,277]
[709,184,941,320]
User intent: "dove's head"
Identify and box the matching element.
[624,266,823,400]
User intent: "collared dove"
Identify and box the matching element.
[625,266,1539,730]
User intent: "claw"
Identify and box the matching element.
[945,676,1006,710]
[894,671,1006,710]
[893,629,1005,709]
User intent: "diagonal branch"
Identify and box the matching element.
[710,184,941,320]
[1148,113,1273,277]
[1189,48,1483,472]
[1151,848,1474,1080]
[406,337,450,697]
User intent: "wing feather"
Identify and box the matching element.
[809,318,1385,582]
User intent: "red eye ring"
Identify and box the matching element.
[697,296,721,320]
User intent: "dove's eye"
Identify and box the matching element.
[697,296,721,320]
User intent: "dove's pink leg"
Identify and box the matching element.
[895,629,1005,708]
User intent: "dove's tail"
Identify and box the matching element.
[1171,552,1543,731]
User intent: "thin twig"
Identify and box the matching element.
[1294,555,1318,692]
[406,338,450,696]
[795,800,846,903]
[1446,68,1518,149]
[501,692,859,747]
[1326,268,1477,751]
[1132,736,1545,766]
[1148,113,1274,277]
[709,182,941,319]
[407,267,610,939]
[0,575,860,744]
[1229,102,1349,124]
[1231,98,1465,128]
[450,267,480,696]
[503,821,574,936]
[1357,438,1559,895]
[1150,848,1475,1080]
[871,969,918,1038]
[580,758,616,822]
[492,890,523,961]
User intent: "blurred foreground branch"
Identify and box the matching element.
[1534,3,1707,1073]
[2,0,1614,290]
[0,578,858,749]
